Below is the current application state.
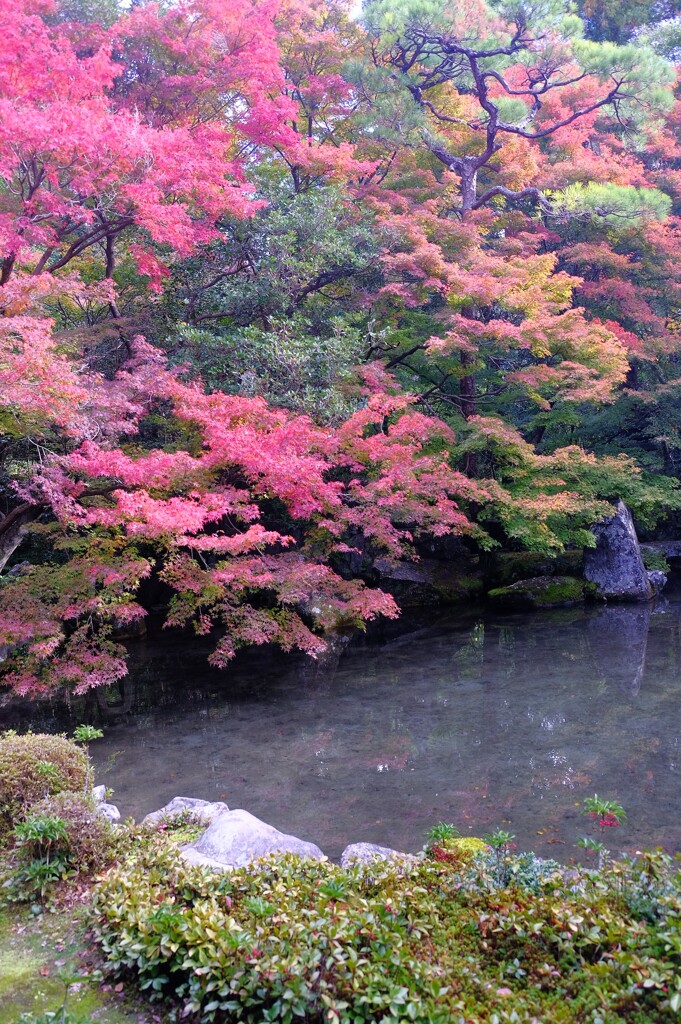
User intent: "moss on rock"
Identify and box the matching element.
[485,550,583,587]
[488,575,586,610]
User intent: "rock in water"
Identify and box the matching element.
[583,501,653,602]
[99,802,121,822]
[647,570,668,596]
[487,575,585,610]
[340,842,417,868]
[142,796,229,826]
[180,808,324,870]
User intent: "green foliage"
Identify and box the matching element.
[577,0,662,43]
[642,548,670,573]
[167,181,380,333]
[456,417,681,552]
[583,793,627,824]
[14,815,69,860]
[170,316,366,423]
[551,182,672,227]
[3,794,115,905]
[45,0,121,27]
[0,733,87,843]
[72,726,103,745]
[147,808,207,845]
[91,844,681,1023]
[28,792,117,871]
[638,15,681,60]
[425,821,460,847]
[488,576,586,609]
[19,1013,95,1024]
[6,815,72,904]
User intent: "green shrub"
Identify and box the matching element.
[29,791,116,870]
[0,732,88,841]
[642,548,670,573]
[91,846,681,1023]
[5,813,72,903]
[2,793,116,905]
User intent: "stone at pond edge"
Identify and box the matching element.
[647,570,668,597]
[583,501,653,602]
[91,784,120,821]
[340,842,418,869]
[373,557,484,607]
[488,575,585,610]
[142,796,230,826]
[98,802,121,822]
[180,808,325,870]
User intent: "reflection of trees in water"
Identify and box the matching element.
[1,600,680,856]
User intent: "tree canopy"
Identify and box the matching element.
[2,0,681,695]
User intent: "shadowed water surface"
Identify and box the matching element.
[2,597,680,862]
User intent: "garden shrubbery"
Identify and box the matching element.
[91,844,681,1024]
[2,733,680,1023]
[0,732,88,841]
[28,791,116,870]
[3,793,117,905]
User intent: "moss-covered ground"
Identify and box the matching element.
[0,899,153,1024]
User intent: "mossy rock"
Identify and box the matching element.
[488,575,586,610]
[433,574,485,604]
[486,550,583,587]
[374,558,484,607]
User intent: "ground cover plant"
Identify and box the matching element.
[91,843,681,1024]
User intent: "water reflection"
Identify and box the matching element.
[1,597,680,862]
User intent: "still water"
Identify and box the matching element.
[2,597,680,862]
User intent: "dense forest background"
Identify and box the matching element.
[3,0,681,694]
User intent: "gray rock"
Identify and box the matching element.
[99,802,121,822]
[340,842,417,869]
[142,796,229,826]
[92,785,107,804]
[583,501,653,601]
[647,570,668,596]
[180,808,324,871]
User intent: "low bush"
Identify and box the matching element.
[28,791,117,871]
[0,732,88,841]
[2,793,117,904]
[91,845,681,1024]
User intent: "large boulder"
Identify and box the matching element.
[583,501,653,602]
[180,809,325,870]
[142,796,229,827]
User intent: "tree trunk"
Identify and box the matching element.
[459,351,477,418]
[0,503,43,573]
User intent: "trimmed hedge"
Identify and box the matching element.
[0,732,87,841]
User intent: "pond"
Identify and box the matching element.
[2,595,680,863]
